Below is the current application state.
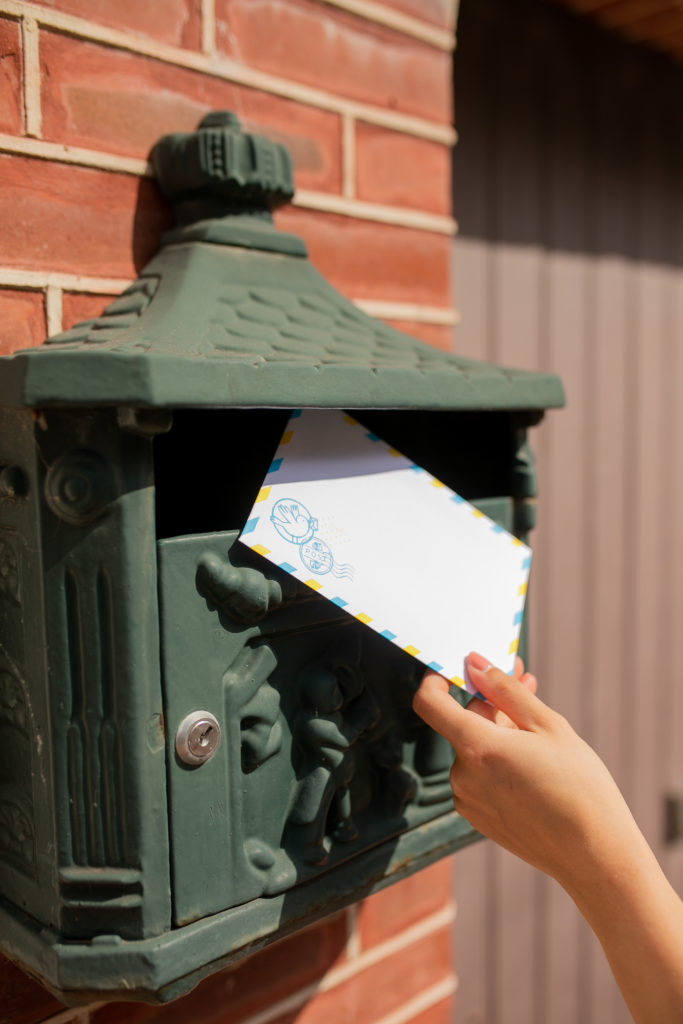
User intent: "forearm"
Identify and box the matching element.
[561,828,683,1023]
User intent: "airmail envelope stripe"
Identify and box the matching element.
[250,544,271,557]
[255,486,272,503]
[427,661,443,672]
[280,430,294,445]
[387,448,401,457]
[242,517,259,535]
[344,414,358,425]
[430,479,445,489]
[509,638,519,655]
[450,676,466,688]
[278,561,297,573]
[380,629,397,640]
[290,409,302,418]
[331,596,348,607]
[403,644,420,657]
[267,458,283,474]
[518,582,528,596]
[356,612,372,624]
[522,555,532,569]
[366,432,381,442]
[305,579,323,590]
[513,610,524,625]
[471,508,485,518]
[512,537,524,547]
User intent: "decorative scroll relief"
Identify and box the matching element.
[0,670,30,736]
[0,794,35,876]
[0,536,19,606]
[190,545,458,908]
[288,647,379,866]
[64,567,125,868]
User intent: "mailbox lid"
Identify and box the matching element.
[0,238,564,411]
[0,111,564,414]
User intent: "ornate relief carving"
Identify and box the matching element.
[0,537,19,605]
[44,450,116,526]
[0,670,29,736]
[197,551,284,625]
[223,645,283,772]
[64,567,125,867]
[0,798,35,875]
[288,637,379,866]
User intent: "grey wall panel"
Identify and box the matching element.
[452,1,683,1021]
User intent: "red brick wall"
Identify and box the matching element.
[0,1,459,1020]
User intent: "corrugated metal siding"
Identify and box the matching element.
[451,1,683,1021]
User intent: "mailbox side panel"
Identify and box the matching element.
[0,408,59,929]
[0,408,172,942]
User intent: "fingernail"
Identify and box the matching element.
[467,651,492,672]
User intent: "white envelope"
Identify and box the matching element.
[239,409,531,691]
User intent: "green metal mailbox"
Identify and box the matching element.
[0,113,564,1003]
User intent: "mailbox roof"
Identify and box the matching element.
[0,231,564,412]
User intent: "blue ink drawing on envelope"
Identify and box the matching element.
[270,498,354,579]
[239,409,532,693]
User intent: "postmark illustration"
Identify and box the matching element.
[270,499,318,545]
[270,498,354,580]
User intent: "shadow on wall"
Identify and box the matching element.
[453,0,683,267]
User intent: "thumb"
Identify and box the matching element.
[466,653,548,731]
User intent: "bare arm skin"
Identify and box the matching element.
[413,653,683,1024]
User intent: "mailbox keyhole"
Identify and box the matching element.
[175,710,221,765]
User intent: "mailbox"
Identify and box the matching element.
[0,113,564,1004]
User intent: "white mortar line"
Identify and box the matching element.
[342,113,356,199]
[0,132,149,174]
[234,904,456,1024]
[0,268,131,293]
[314,0,455,50]
[44,283,63,335]
[20,14,42,138]
[0,0,455,145]
[345,902,362,959]
[293,190,456,235]
[353,300,459,325]
[320,902,455,991]
[41,1003,107,1024]
[201,0,215,55]
[370,975,457,1024]
[0,134,454,235]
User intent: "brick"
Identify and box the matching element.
[31,0,202,50]
[279,924,453,1024]
[0,155,171,278]
[355,123,451,215]
[62,292,117,332]
[91,913,348,1024]
[0,290,47,355]
[215,0,452,124]
[382,321,454,351]
[40,32,342,193]
[0,953,66,1024]
[356,859,453,949]
[408,995,455,1024]
[381,0,456,29]
[0,17,23,135]
[276,207,452,306]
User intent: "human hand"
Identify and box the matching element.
[413,652,640,891]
